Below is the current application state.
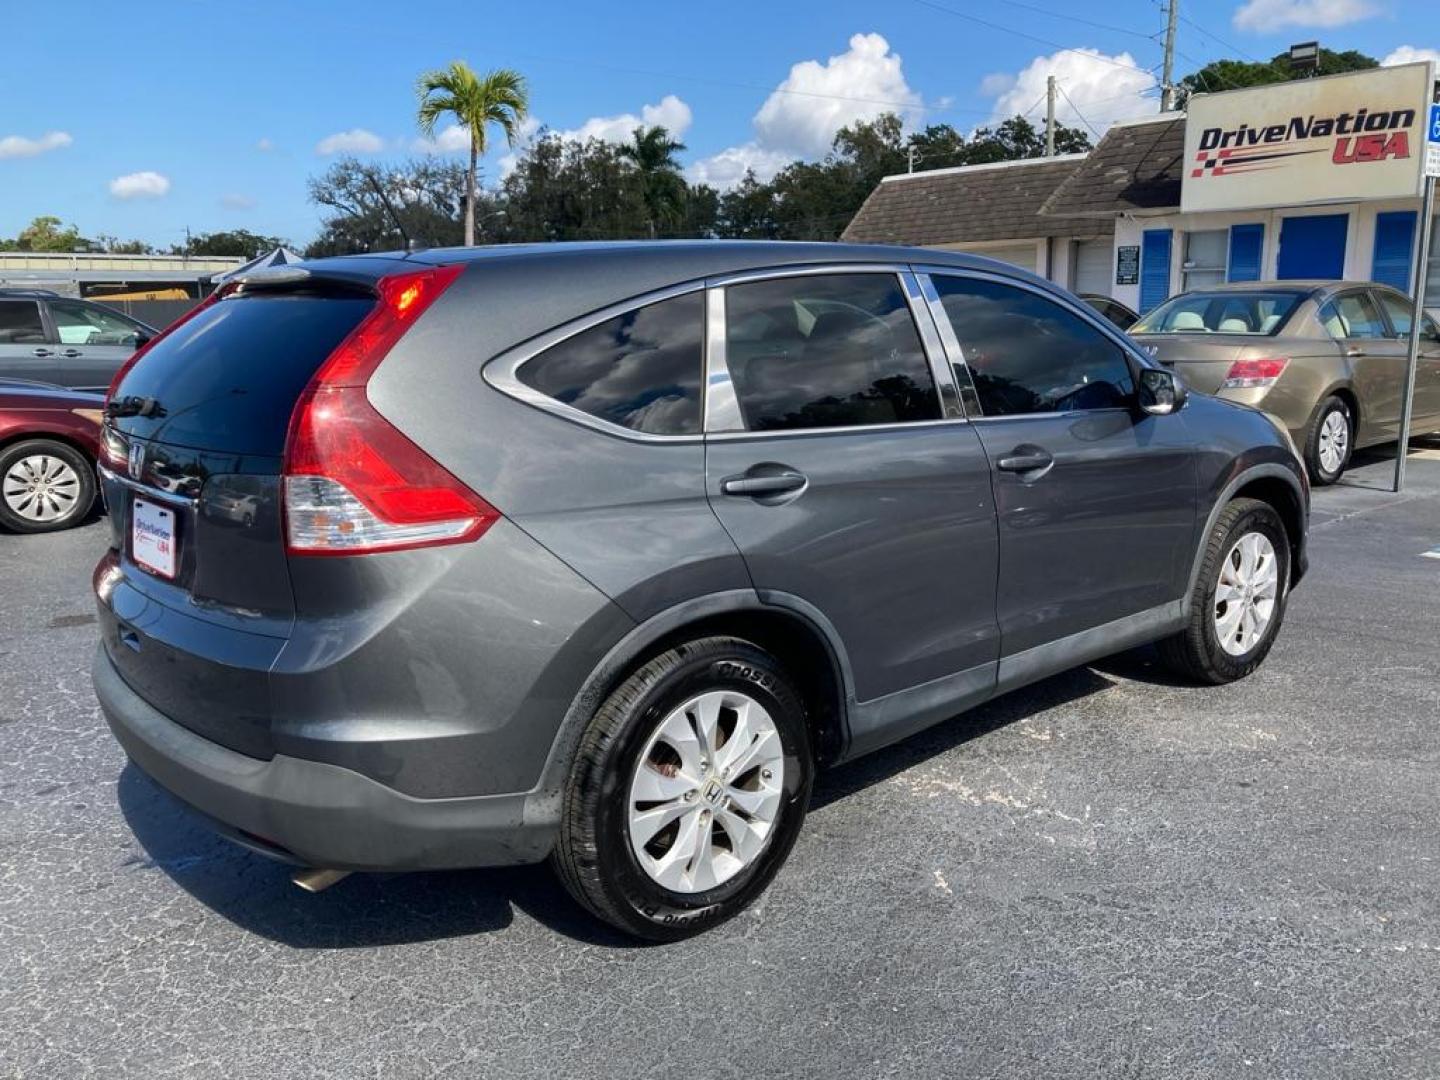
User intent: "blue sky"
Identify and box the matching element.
[3,0,1436,248]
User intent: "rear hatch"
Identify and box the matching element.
[97,267,392,757]
[1128,334,1255,395]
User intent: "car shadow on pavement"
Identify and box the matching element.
[116,650,1181,949]
[811,661,1124,811]
[116,764,645,950]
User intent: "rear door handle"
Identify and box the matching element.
[1345,345,1365,357]
[997,450,1054,473]
[721,472,807,497]
[61,349,82,358]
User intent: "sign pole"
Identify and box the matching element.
[1394,175,1434,493]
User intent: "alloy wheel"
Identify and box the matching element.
[2,454,83,524]
[1317,409,1349,476]
[1213,531,1280,657]
[627,690,786,894]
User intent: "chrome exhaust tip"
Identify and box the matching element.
[291,867,351,893]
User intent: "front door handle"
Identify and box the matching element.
[721,472,807,497]
[997,449,1054,473]
[1346,345,1365,357]
[32,348,53,358]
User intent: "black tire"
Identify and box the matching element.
[552,636,813,941]
[0,438,97,534]
[1159,497,1290,685]
[1304,395,1352,485]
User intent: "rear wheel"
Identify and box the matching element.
[1305,395,1352,485]
[1159,498,1289,684]
[0,439,96,534]
[553,636,813,941]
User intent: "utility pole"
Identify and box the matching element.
[1160,0,1180,111]
[1045,74,1056,156]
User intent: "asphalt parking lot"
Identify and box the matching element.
[2,444,1438,1080]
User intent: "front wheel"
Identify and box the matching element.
[1159,497,1290,684]
[552,637,813,941]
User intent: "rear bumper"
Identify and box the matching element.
[94,644,558,871]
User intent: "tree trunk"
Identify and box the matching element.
[465,137,477,247]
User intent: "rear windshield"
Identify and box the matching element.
[111,292,373,454]
[1133,291,1303,336]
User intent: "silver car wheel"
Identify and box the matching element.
[627,690,785,894]
[1213,531,1280,657]
[2,454,82,523]
[1317,409,1348,475]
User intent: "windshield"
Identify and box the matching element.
[1133,291,1304,336]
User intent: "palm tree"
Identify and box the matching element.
[416,62,529,246]
[618,125,688,239]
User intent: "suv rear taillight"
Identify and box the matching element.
[1221,357,1289,390]
[282,264,498,555]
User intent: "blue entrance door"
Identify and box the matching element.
[1277,214,1348,280]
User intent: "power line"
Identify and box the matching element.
[982,0,1156,41]
[1178,13,1261,63]
[1055,82,1103,139]
[908,0,1160,76]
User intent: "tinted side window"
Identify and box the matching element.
[1319,292,1386,339]
[1374,291,1438,340]
[932,276,1135,416]
[724,273,939,432]
[0,301,47,344]
[518,292,703,436]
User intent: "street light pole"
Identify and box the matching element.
[1394,174,1435,493]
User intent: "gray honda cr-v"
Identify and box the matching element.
[92,242,1308,939]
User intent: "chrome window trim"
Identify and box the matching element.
[703,286,743,433]
[914,264,1159,421]
[706,416,974,442]
[900,270,965,420]
[706,263,954,436]
[97,463,199,508]
[482,280,707,445]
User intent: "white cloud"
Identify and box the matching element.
[414,123,474,154]
[256,137,274,152]
[690,32,920,187]
[687,143,795,188]
[985,49,1157,134]
[1382,45,1440,67]
[109,171,170,199]
[315,128,384,155]
[979,73,1016,98]
[753,32,921,159]
[0,131,73,160]
[554,95,694,146]
[220,193,255,211]
[1233,0,1379,33]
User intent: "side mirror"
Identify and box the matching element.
[1138,367,1187,416]
[131,332,152,349]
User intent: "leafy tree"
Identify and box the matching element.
[2,216,86,252]
[717,171,780,238]
[416,61,529,246]
[617,125,688,239]
[93,235,154,255]
[1178,48,1377,105]
[172,229,288,258]
[499,134,651,242]
[307,157,478,256]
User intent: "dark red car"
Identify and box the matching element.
[0,378,104,533]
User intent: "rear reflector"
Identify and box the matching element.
[1222,357,1289,390]
[282,264,499,555]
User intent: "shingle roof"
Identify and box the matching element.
[1040,115,1185,218]
[841,155,1113,246]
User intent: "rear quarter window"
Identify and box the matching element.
[516,291,704,436]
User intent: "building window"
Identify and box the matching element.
[1182,230,1228,290]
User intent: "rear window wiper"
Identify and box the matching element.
[104,395,165,419]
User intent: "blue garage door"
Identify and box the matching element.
[1371,211,1417,292]
[1277,214,1347,280]
[1139,229,1172,313]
